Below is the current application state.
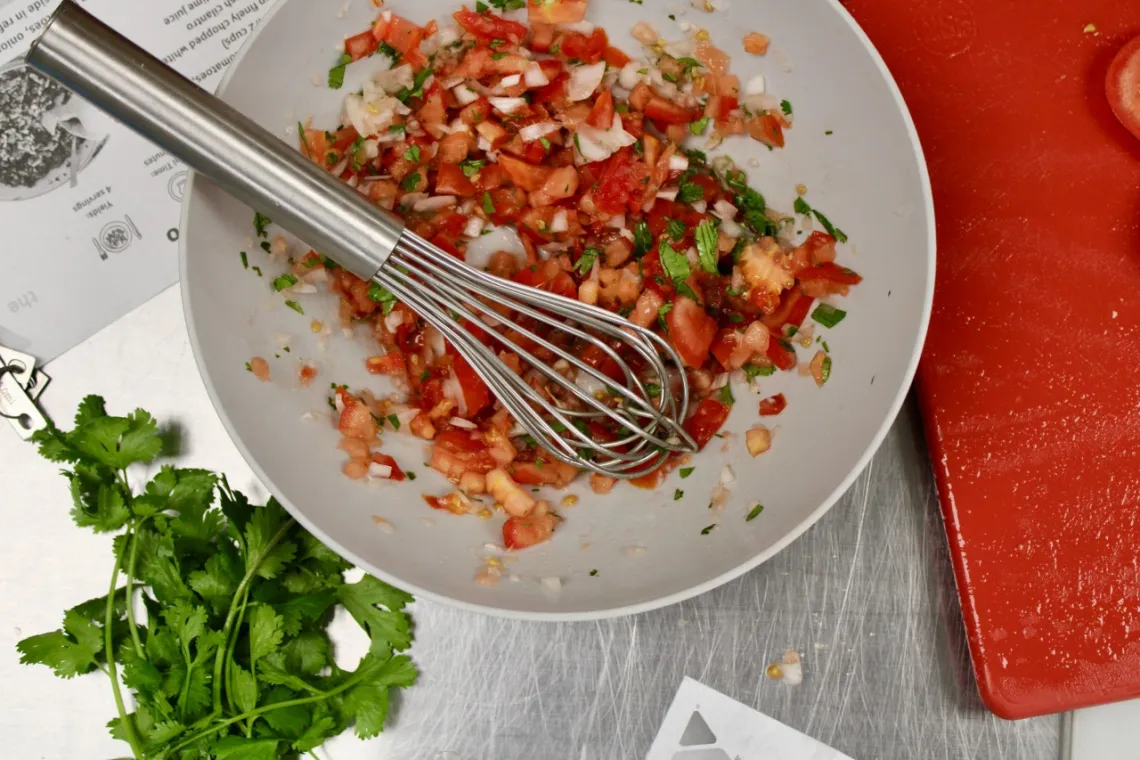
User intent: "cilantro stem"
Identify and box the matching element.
[224,586,250,717]
[210,519,295,714]
[162,660,381,758]
[105,541,144,759]
[122,510,148,659]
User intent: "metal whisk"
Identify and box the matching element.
[28,1,698,477]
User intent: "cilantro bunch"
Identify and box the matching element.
[17,396,417,758]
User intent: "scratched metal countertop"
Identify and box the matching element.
[0,291,1059,759]
[392,402,1059,759]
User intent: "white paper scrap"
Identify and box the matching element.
[646,677,853,760]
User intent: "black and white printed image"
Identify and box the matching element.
[0,60,111,201]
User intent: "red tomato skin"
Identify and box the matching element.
[759,393,787,416]
[345,30,378,61]
[1107,35,1140,140]
[666,297,718,368]
[683,399,731,450]
[453,9,528,45]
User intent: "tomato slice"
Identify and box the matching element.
[586,89,615,129]
[593,148,649,215]
[380,15,426,68]
[604,45,632,69]
[747,113,785,148]
[527,0,587,25]
[453,9,528,45]
[683,399,731,450]
[1107,35,1140,141]
[666,297,718,368]
[498,154,553,191]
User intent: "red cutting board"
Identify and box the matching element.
[843,0,1140,719]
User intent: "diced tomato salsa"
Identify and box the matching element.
[276,2,860,552]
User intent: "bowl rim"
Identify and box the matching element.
[179,0,937,621]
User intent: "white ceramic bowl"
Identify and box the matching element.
[182,0,934,619]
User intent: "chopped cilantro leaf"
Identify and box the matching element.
[689,117,710,135]
[793,197,848,243]
[679,467,695,479]
[633,220,653,257]
[589,569,599,576]
[659,240,691,286]
[683,148,708,165]
[272,274,298,292]
[694,220,719,274]
[811,303,847,328]
[253,212,272,238]
[746,503,765,521]
[666,217,686,241]
[379,41,401,64]
[285,299,304,314]
[717,383,735,406]
[460,159,485,178]
[482,192,496,215]
[251,265,263,277]
[400,172,422,192]
[476,0,489,10]
[575,247,601,276]
[367,283,399,315]
[743,364,776,381]
[387,414,401,430]
[674,489,684,501]
[677,180,704,204]
[490,0,526,9]
[404,145,421,163]
[780,99,793,115]
[239,251,249,269]
[701,524,716,535]
[328,52,352,89]
[388,123,407,135]
[662,72,679,83]
[820,355,832,384]
[677,56,703,74]
[539,137,551,150]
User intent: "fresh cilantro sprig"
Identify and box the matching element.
[19,397,417,759]
[793,196,848,243]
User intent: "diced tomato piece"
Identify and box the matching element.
[345,30,379,61]
[531,71,568,105]
[593,148,648,215]
[528,0,587,25]
[709,328,741,370]
[557,28,608,64]
[765,334,798,371]
[370,452,407,481]
[452,354,492,417]
[644,96,699,125]
[582,343,624,381]
[453,9,528,45]
[549,271,577,299]
[717,95,739,121]
[470,163,506,192]
[797,262,863,285]
[666,297,718,368]
[762,287,812,330]
[529,22,556,52]
[300,129,328,166]
[604,45,632,68]
[434,430,497,473]
[380,15,427,68]
[683,398,731,450]
[498,154,553,191]
[747,113,785,148]
[759,394,787,416]
[365,353,407,376]
[430,234,463,259]
[629,82,653,112]
[801,231,838,265]
[510,459,579,487]
[586,89,615,129]
[435,162,478,197]
[503,512,556,550]
[459,98,492,125]
[337,390,379,441]
[743,32,771,55]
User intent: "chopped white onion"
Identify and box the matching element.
[437,25,460,48]
[720,464,736,487]
[449,417,478,430]
[465,225,527,270]
[669,154,690,172]
[524,62,550,87]
[656,187,679,201]
[489,96,529,114]
[744,73,766,95]
[499,73,522,87]
[293,283,317,295]
[619,228,635,242]
[560,20,596,33]
[690,200,707,214]
[384,310,405,332]
[540,576,563,593]
[713,198,739,221]
[574,114,638,163]
[712,372,730,389]
[452,84,480,106]
[443,372,467,416]
[567,61,606,101]
[373,64,416,95]
[395,406,421,425]
[400,192,429,207]
[720,219,743,238]
[519,121,560,143]
[413,195,458,212]
[334,394,346,413]
[463,216,486,238]
[619,62,646,89]
[606,213,627,228]
[551,209,569,233]
[368,463,393,479]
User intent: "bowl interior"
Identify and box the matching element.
[182,0,934,618]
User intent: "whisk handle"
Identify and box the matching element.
[26,1,404,281]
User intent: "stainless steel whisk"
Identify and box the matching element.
[28,1,699,477]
